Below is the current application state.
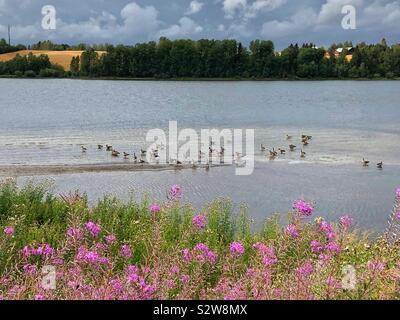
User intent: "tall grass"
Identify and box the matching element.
[0,178,399,300]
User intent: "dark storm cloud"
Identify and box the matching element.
[0,0,399,49]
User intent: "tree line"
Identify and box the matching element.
[1,38,400,79]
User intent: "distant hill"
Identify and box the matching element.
[0,50,106,71]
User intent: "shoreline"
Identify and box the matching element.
[1,75,400,81]
[0,162,228,177]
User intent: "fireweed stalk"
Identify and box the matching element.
[0,179,399,300]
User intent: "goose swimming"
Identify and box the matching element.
[260,144,266,151]
[81,146,87,152]
[377,161,383,169]
[278,148,286,155]
[112,150,120,157]
[300,150,306,158]
[98,144,103,150]
[269,148,278,157]
[362,158,370,166]
[106,145,112,151]
[289,144,296,151]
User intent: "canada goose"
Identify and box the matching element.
[289,144,296,151]
[106,145,112,151]
[278,148,286,155]
[377,161,383,169]
[111,150,120,157]
[286,135,292,140]
[303,140,309,146]
[300,150,306,158]
[307,135,312,140]
[123,152,130,158]
[139,159,146,164]
[141,149,147,156]
[260,144,266,151]
[362,158,370,166]
[81,146,87,152]
[176,160,182,165]
[97,144,103,150]
[220,146,225,154]
[269,148,278,157]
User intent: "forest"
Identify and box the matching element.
[1,38,399,79]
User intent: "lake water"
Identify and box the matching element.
[0,79,399,231]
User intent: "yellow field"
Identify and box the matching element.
[0,50,106,71]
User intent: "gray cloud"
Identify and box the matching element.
[185,0,204,15]
[0,0,398,49]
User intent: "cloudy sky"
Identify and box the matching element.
[0,0,399,49]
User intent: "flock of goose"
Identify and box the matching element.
[261,134,384,169]
[79,134,384,169]
[260,134,311,161]
[80,143,216,169]
[81,144,151,164]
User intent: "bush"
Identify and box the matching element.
[39,68,64,78]
[23,70,36,78]
[0,179,399,300]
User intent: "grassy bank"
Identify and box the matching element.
[0,178,399,300]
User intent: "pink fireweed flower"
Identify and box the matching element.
[171,266,180,274]
[253,243,277,266]
[192,214,207,230]
[194,243,209,252]
[42,244,55,257]
[285,224,299,238]
[326,276,341,289]
[367,260,385,272]
[207,251,217,264]
[21,246,31,257]
[66,227,82,240]
[293,199,313,217]
[181,249,191,262]
[180,275,190,284]
[325,242,341,255]
[326,232,336,241]
[168,185,183,200]
[320,221,333,233]
[35,294,45,300]
[105,233,116,244]
[166,279,176,289]
[396,188,400,198]
[23,264,37,275]
[310,240,324,253]
[3,226,14,235]
[150,203,161,214]
[85,251,100,263]
[296,262,314,278]
[110,279,123,294]
[339,215,353,230]
[229,241,245,256]
[121,244,132,258]
[396,212,400,220]
[85,221,101,237]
